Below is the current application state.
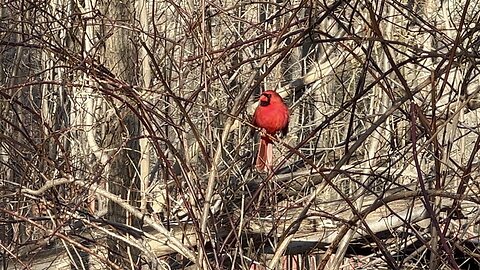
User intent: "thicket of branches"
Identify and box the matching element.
[1,0,480,269]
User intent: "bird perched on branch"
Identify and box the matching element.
[252,90,289,172]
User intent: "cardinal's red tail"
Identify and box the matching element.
[256,136,273,172]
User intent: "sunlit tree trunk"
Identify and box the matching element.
[96,0,141,267]
[136,0,152,216]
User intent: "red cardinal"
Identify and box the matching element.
[252,90,289,172]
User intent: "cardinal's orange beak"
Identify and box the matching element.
[259,94,269,103]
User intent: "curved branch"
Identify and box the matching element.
[21,177,197,263]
